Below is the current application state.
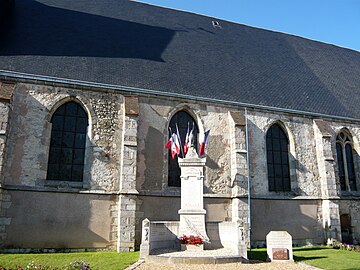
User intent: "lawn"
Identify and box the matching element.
[1,247,360,270]
[0,251,139,270]
[249,246,360,270]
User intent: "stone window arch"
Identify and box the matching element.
[47,101,88,182]
[336,130,357,191]
[266,123,291,192]
[168,110,199,187]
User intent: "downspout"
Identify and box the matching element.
[245,108,252,255]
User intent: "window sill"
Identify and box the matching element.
[44,180,85,189]
[2,184,117,195]
[340,191,360,198]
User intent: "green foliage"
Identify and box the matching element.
[249,246,360,270]
[0,252,139,270]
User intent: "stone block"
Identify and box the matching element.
[0,82,15,100]
[125,203,137,211]
[0,218,11,225]
[125,97,139,116]
[1,202,11,209]
[110,210,118,217]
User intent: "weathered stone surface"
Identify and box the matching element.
[248,112,320,196]
[125,96,139,116]
[0,82,15,100]
[338,199,360,244]
[2,79,360,251]
[266,231,293,262]
[4,83,123,191]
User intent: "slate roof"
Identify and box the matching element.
[1,0,360,119]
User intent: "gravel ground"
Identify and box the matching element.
[135,261,319,270]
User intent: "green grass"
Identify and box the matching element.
[249,246,360,270]
[0,251,139,270]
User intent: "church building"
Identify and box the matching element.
[0,0,360,252]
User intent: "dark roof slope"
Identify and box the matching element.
[1,0,360,119]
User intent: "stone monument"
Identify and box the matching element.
[177,145,209,248]
[266,231,293,262]
[139,133,248,259]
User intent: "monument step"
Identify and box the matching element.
[145,248,245,264]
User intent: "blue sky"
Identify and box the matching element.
[137,0,360,52]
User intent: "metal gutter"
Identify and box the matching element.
[1,69,360,122]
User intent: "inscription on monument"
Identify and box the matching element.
[272,248,289,260]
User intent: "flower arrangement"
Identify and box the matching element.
[179,235,203,246]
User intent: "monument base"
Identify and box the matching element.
[178,209,209,242]
[181,244,204,251]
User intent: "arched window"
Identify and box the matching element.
[168,110,198,187]
[336,131,357,191]
[47,101,88,182]
[266,123,291,192]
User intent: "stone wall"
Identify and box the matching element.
[0,189,11,247]
[247,111,321,197]
[134,97,360,246]
[338,199,360,243]
[4,83,124,191]
[1,79,360,250]
[251,199,323,246]
[136,97,232,194]
[0,81,124,250]
[3,190,115,249]
[0,81,14,248]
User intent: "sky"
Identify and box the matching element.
[137,0,360,52]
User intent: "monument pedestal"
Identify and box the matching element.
[178,147,209,242]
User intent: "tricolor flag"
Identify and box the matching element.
[176,124,184,157]
[199,130,210,156]
[183,123,190,156]
[172,133,181,158]
[166,133,181,159]
[165,136,172,149]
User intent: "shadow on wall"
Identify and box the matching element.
[142,126,165,191]
[3,88,114,249]
[251,199,323,246]
[5,191,112,249]
[0,0,177,61]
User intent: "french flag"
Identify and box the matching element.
[199,130,210,156]
[165,133,180,159]
[183,123,190,156]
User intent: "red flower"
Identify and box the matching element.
[179,235,203,246]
